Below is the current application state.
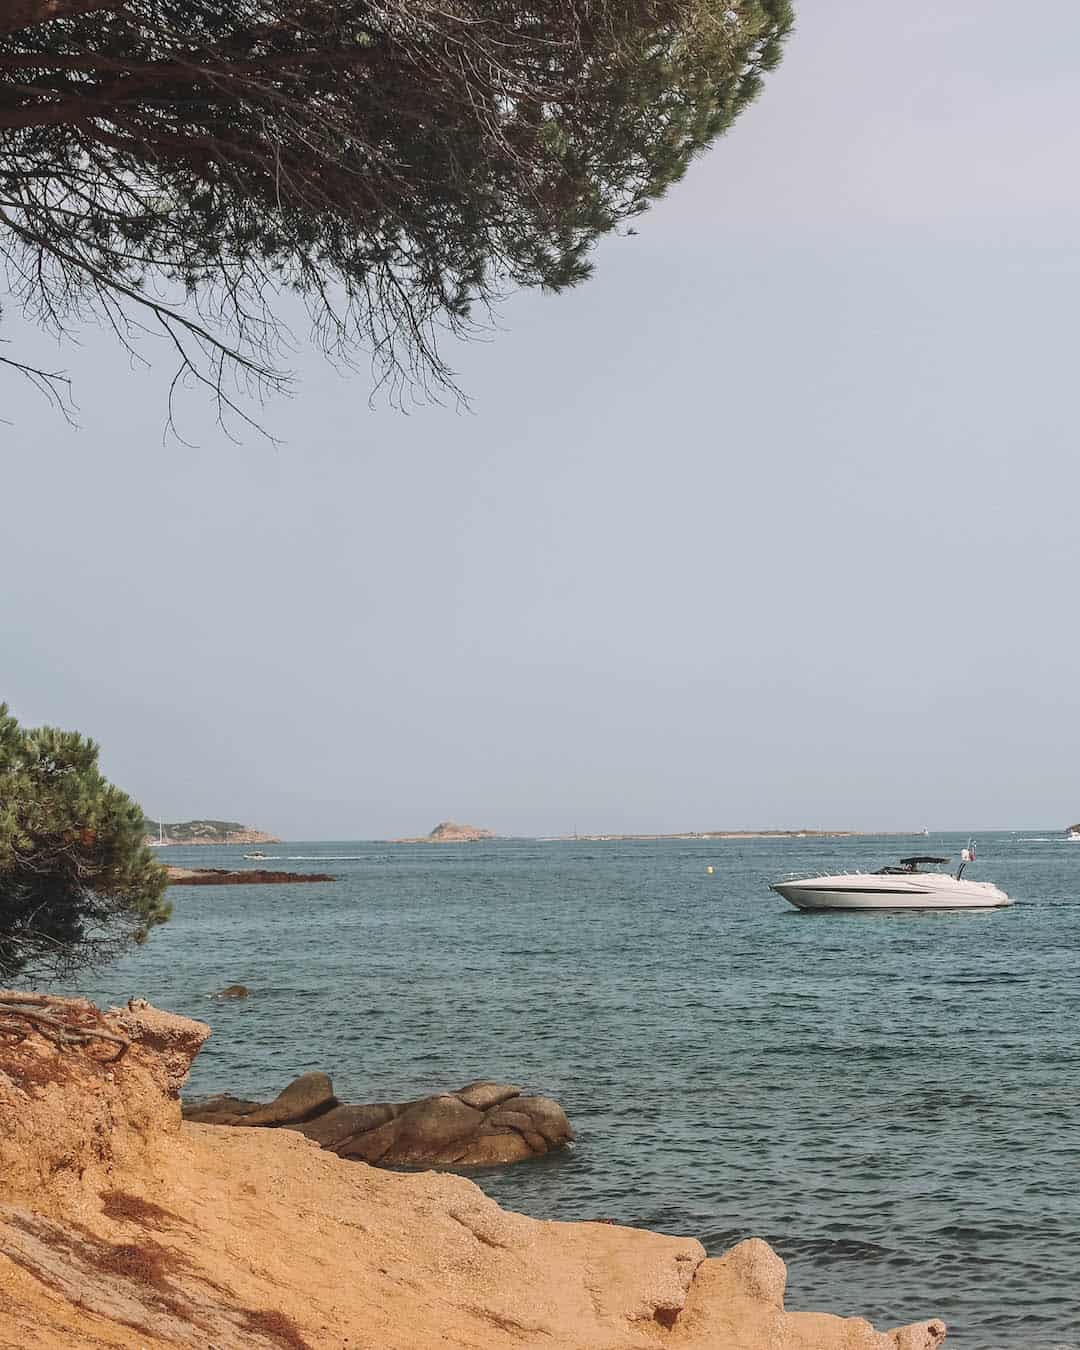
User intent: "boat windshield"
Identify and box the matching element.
[875,856,951,875]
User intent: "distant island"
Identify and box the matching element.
[143,819,282,846]
[388,820,497,844]
[385,823,868,845]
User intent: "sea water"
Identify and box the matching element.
[73,833,1080,1349]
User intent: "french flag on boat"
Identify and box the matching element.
[960,842,976,864]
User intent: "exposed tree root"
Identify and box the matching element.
[0,993,130,1061]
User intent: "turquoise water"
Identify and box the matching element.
[73,834,1079,1349]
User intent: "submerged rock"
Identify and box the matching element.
[183,1073,573,1166]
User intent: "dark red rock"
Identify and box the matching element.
[166,868,333,885]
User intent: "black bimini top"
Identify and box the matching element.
[876,855,951,875]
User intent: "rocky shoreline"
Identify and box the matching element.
[0,992,949,1349]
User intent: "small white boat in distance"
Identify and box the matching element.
[242,851,268,860]
[771,850,1011,911]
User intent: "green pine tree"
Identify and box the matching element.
[0,704,170,980]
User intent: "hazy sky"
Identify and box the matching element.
[3,1,1079,838]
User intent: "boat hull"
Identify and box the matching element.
[771,880,1012,911]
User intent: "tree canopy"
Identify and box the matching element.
[0,704,170,980]
[0,0,792,427]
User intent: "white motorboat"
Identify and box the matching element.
[242,851,268,860]
[1066,826,1080,842]
[771,851,1011,911]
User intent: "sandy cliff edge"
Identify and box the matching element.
[0,995,946,1350]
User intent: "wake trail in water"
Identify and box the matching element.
[264,854,368,861]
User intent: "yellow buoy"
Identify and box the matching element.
[705,865,714,875]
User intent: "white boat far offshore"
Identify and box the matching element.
[771,847,1011,911]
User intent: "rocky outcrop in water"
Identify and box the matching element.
[183,1072,574,1166]
[0,994,948,1349]
[165,866,333,885]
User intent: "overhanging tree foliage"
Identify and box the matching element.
[0,0,792,427]
[0,704,170,980]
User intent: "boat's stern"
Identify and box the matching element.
[964,880,1013,907]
